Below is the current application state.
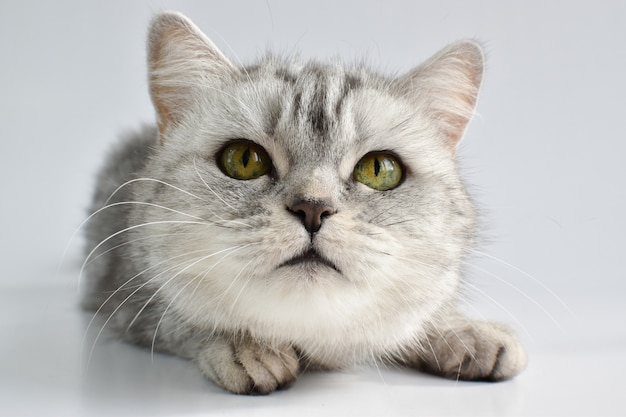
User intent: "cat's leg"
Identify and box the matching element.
[400,314,527,381]
[195,334,300,395]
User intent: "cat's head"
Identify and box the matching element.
[133,11,483,363]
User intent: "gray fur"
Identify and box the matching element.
[83,11,526,394]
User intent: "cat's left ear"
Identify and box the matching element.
[147,11,238,139]
[396,41,484,152]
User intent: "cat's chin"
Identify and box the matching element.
[278,248,342,275]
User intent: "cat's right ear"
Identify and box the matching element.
[147,12,237,140]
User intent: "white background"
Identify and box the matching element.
[1,1,624,416]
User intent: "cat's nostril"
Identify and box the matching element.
[289,200,336,234]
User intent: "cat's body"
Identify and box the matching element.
[83,11,526,394]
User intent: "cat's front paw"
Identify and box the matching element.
[412,320,526,381]
[196,335,300,394]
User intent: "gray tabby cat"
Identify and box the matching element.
[83,11,526,394]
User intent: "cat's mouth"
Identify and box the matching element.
[279,248,341,273]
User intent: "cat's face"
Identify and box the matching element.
[131,13,482,364]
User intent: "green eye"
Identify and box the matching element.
[219,141,271,180]
[354,152,403,191]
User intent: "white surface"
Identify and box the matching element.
[1,1,625,416]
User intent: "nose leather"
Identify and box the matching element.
[289,200,336,233]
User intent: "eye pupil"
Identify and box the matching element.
[241,147,250,168]
[374,157,381,176]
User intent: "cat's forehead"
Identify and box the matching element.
[243,60,403,161]
[255,61,365,129]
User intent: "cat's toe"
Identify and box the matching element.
[417,320,526,381]
[236,341,300,393]
[196,336,300,394]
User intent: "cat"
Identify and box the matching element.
[82,10,526,394]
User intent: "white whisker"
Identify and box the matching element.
[61,179,224,277]
[104,177,209,206]
[186,243,255,304]
[67,200,212,287]
[82,246,227,365]
[473,250,574,316]
[129,244,250,331]
[149,244,254,356]
[436,313,478,365]
[192,157,237,211]
[424,334,441,372]
[463,281,533,341]
[228,258,259,312]
[85,231,206,266]
[464,261,565,332]
[79,220,210,289]
[85,267,165,368]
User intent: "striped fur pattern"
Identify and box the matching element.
[83,11,526,394]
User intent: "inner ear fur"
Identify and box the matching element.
[396,41,484,152]
[147,11,237,138]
